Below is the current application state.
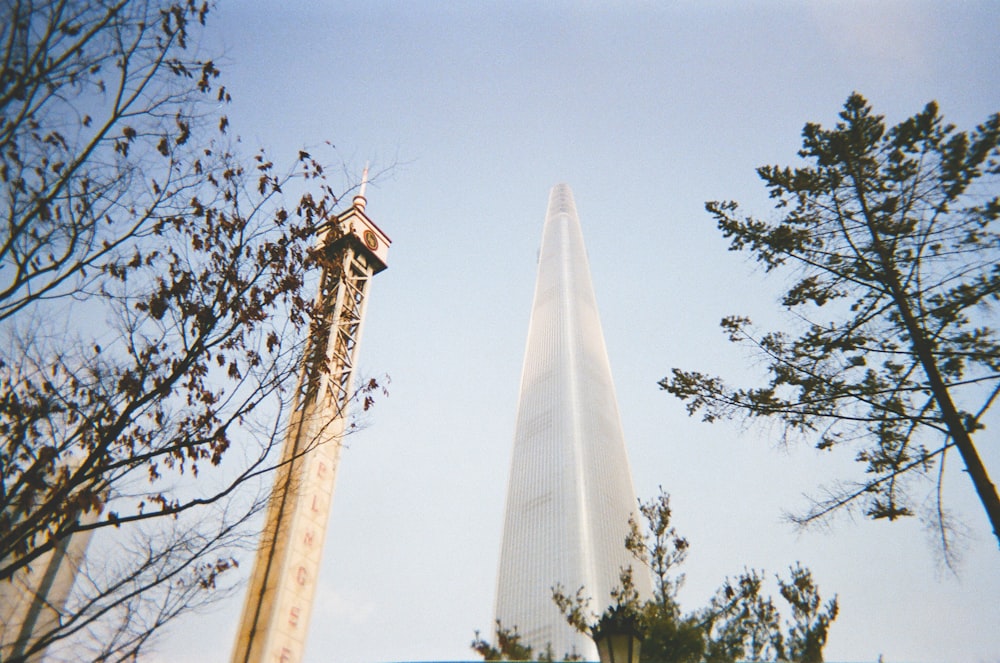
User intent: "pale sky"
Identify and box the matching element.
[151,2,1000,662]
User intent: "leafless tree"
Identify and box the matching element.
[0,2,378,660]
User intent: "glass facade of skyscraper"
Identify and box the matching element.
[494,185,650,660]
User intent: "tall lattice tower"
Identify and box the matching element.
[494,184,650,660]
[231,174,390,663]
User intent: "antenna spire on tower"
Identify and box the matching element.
[353,163,369,212]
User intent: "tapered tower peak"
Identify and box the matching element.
[546,182,577,217]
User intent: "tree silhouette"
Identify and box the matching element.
[663,94,1000,559]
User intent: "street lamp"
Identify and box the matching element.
[591,605,643,663]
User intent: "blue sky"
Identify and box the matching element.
[152,2,1000,661]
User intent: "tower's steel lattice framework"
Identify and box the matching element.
[495,184,650,660]
[231,181,389,663]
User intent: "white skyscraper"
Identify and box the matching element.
[494,184,650,660]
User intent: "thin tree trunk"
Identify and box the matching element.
[885,276,1000,548]
[855,182,1000,548]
